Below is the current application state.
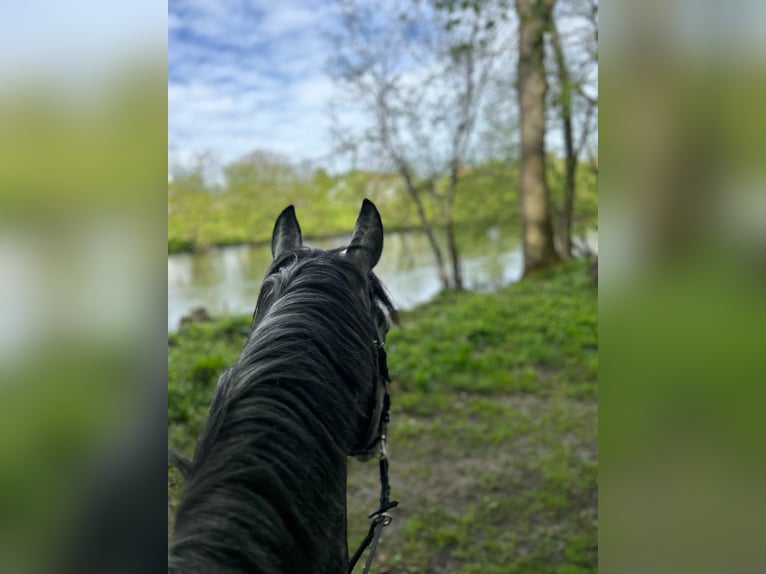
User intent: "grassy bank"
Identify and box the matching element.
[168,259,598,573]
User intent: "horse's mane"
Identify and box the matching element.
[169,247,396,573]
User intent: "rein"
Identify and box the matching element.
[347,412,398,574]
[347,342,398,574]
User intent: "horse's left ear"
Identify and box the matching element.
[346,199,383,273]
[271,205,303,260]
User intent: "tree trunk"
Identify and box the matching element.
[516,0,561,276]
[397,164,450,290]
[444,169,463,290]
[445,216,462,290]
[550,17,576,259]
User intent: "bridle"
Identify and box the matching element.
[350,339,389,461]
[347,339,398,574]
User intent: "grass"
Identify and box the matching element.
[168,259,598,573]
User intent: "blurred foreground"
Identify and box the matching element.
[600,1,766,573]
[0,2,167,571]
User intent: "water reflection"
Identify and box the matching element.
[168,227,594,331]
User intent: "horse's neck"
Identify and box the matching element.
[171,386,352,574]
[244,396,352,573]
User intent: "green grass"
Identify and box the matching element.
[168,259,598,573]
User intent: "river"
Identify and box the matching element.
[167,226,595,331]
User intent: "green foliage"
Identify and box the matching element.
[167,316,251,428]
[168,261,597,571]
[388,259,597,403]
[168,155,598,253]
[547,155,599,236]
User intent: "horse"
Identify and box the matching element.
[169,199,397,574]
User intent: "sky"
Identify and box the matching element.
[168,0,600,175]
[169,0,342,170]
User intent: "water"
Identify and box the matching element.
[168,226,594,331]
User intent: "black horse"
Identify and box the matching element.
[169,200,397,573]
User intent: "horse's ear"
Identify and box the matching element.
[271,205,303,259]
[346,199,383,273]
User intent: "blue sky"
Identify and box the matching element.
[168,0,599,174]
[169,0,341,169]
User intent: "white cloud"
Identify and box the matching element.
[169,0,343,168]
[169,0,594,172]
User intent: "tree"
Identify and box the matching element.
[168,152,220,248]
[433,0,598,265]
[515,0,561,275]
[547,0,597,257]
[329,0,503,290]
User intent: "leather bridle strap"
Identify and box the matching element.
[347,430,398,574]
[348,340,398,573]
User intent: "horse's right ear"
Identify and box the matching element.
[346,199,383,273]
[271,205,303,259]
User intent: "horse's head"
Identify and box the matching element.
[170,201,397,573]
[252,199,396,460]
